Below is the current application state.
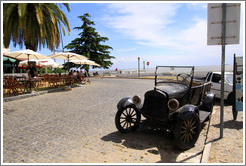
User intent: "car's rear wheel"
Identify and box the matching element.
[115,106,141,133]
[174,114,201,150]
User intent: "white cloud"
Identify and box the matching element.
[102,2,244,69]
[103,3,180,47]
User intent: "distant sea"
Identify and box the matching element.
[92,65,233,77]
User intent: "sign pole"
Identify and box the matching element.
[208,3,240,138]
[138,57,140,77]
[146,62,149,73]
[220,3,227,138]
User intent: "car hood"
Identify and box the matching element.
[155,83,189,98]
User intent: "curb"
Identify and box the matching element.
[3,91,48,102]
[3,84,85,102]
[200,108,217,163]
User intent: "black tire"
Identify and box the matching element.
[115,106,141,133]
[174,114,201,150]
[227,92,234,105]
[204,99,215,122]
[233,109,238,121]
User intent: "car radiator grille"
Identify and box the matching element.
[142,90,168,121]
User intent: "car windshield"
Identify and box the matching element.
[155,66,194,87]
[226,74,233,84]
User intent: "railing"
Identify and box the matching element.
[3,74,86,97]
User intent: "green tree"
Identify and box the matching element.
[65,13,114,69]
[3,3,70,51]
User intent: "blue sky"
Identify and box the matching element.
[7,2,244,70]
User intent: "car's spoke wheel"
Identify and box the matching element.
[115,106,141,133]
[174,114,201,150]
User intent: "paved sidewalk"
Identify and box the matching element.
[206,104,244,163]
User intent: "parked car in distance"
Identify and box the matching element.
[115,66,215,150]
[200,72,233,104]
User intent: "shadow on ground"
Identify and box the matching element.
[213,120,243,130]
[101,124,205,163]
[213,98,242,130]
[214,98,231,106]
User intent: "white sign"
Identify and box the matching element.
[207,3,241,45]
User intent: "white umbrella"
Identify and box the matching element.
[48,52,88,61]
[48,52,88,71]
[19,59,48,66]
[70,59,100,67]
[51,62,61,68]
[38,59,61,73]
[4,49,49,70]
[4,49,49,61]
[3,47,10,54]
[39,59,57,67]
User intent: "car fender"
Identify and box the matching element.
[177,105,199,120]
[117,97,139,111]
[200,92,215,112]
[225,84,233,99]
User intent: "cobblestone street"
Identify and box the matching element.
[2,78,238,163]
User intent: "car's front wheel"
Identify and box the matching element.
[115,106,141,133]
[174,114,201,150]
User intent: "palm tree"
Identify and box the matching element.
[3,3,70,51]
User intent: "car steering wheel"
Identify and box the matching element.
[177,73,190,83]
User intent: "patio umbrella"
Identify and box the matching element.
[37,59,61,73]
[3,56,16,69]
[48,52,88,71]
[19,59,47,66]
[4,49,49,67]
[3,47,10,54]
[51,62,61,68]
[70,59,100,67]
[39,59,57,67]
[3,56,16,63]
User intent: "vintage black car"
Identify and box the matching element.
[115,66,215,150]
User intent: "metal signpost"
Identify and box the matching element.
[138,57,140,77]
[147,62,149,73]
[207,3,240,138]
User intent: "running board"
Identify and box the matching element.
[199,110,211,123]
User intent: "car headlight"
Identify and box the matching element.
[168,98,179,112]
[132,95,141,105]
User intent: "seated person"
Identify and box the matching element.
[79,70,84,81]
[68,70,73,76]
[76,71,80,80]
[73,70,77,78]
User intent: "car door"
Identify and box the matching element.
[210,73,221,97]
